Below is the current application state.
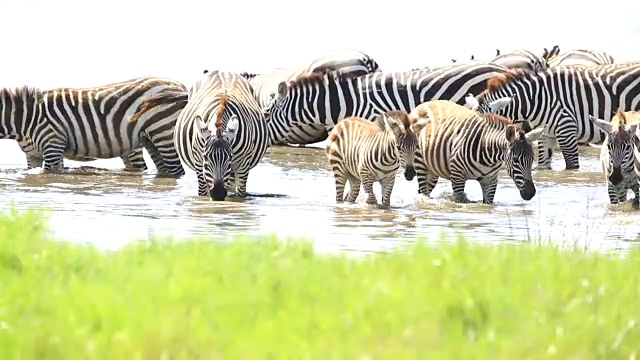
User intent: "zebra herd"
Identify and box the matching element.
[2,45,640,208]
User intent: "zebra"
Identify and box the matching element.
[0,77,189,176]
[173,71,269,201]
[542,45,561,63]
[547,49,615,68]
[264,62,514,147]
[589,110,640,208]
[472,62,640,171]
[491,49,548,72]
[409,100,544,203]
[325,110,418,207]
[240,49,381,146]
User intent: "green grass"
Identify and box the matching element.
[0,209,639,359]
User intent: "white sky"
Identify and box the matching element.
[3,0,640,89]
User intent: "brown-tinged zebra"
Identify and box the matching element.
[0,77,189,176]
[589,110,640,208]
[325,110,418,207]
[410,100,543,204]
[173,71,269,201]
[472,62,640,170]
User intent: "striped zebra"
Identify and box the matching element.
[325,110,418,207]
[491,49,548,72]
[409,100,544,203]
[264,62,513,146]
[0,77,189,176]
[173,71,269,201]
[240,49,381,146]
[547,49,615,68]
[472,62,640,170]
[589,110,640,208]
[542,45,561,63]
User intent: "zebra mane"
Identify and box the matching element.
[286,69,360,90]
[214,93,229,135]
[482,113,515,126]
[239,72,259,80]
[0,86,42,102]
[486,68,537,92]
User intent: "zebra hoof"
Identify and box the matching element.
[565,165,580,171]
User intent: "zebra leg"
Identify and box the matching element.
[142,133,186,178]
[345,177,361,203]
[606,182,622,205]
[537,133,555,170]
[121,149,148,172]
[42,143,66,173]
[360,171,378,205]
[197,172,208,197]
[417,173,439,197]
[379,175,396,208]
[333,174,348,203]
[555,123,580,170]
[631,182,640,209]
[234,171,249,198]
[226,171,237,195]
[450,172,469,203]
[478,175,499,204]
[25,154,43,169]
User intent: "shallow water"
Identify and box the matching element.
[0,140,638,254]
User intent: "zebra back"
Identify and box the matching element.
[309,49,381,76]
[548,49,615,68]
[491,49,548,72]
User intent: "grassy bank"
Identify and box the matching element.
[0,209,639,359]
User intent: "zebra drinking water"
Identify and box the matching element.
[410,100,543,204]
[173,71,269,201]
[325,110,418,207]
[473,62,640,171]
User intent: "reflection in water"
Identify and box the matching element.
[0,140,638,254]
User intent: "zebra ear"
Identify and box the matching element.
[627,124,639,138]
[381,114,400,131]
[196,116,211,139]
[524,128,544,142]
[277,82,288,98]
[591,116,613,134]
[223,116,240,143]
[505,125,517,143]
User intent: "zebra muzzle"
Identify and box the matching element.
[519,179,536,201]
[210,180,228,201]
[404,165,416,181]
[609,168,623,186]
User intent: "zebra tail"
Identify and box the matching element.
[129,90,189,122]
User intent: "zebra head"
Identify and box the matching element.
[504,126,544,201]
[377,110,419,181]
[196,115,240,201]
[590,112,639,186]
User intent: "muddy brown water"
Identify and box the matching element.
[0,140,638,254]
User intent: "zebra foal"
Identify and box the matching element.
[410,100,543,204]
[590,110,640,208]
[325,110,418,207]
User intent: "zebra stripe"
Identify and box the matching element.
[474,62,640,170]
[174,71,269,200]
[265,62,513,146]
[491,49,548,72]
[410,100,543,204]
[590,110,640,207]
[0,77,189,176]
[325,110,418,207]
[548,49,616,68]
[241,49,381,146]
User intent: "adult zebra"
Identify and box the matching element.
[547,49,615,68]
[264,62,513,146]
[491,49,549,72]
[173,71,268,201]
[240,49,381,146]
[472,62,640,170]
[0,77,189,176]
[410,100,543,203]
